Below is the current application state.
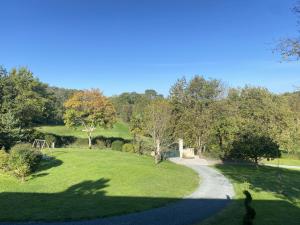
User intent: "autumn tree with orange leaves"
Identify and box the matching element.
[64,89,116,149]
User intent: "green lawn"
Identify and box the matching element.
[261,158,300,167]
[36,121,132,140]
[0,148,199,222]
[199,164,300,225]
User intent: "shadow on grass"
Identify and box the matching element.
[28,156,64,180]
[0,178,299,225]
[215,164,300,203]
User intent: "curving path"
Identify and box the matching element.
[1,158,234,225]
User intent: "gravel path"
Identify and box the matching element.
[1,158,234,225]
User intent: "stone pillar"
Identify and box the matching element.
[179,138,183,158]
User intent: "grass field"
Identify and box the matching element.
[200,164,300,225]
[261,158,300,167]
[261,153,300,167]
[36,121,132,140]
[0,148,198,222]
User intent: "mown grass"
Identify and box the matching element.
[36,121,132,140]
[0,148,199,222]
[199,164,300,225]
[261,158,300,167]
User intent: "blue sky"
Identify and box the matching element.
[0,0,300,96]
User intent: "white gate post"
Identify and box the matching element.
[179,139,184,158]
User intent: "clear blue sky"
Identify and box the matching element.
[1,0,300,96]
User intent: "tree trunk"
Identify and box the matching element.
[156,139,160,154]
[155,139,161,164]
[88,135,92,149]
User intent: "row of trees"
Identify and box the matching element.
[130,76,299,163]
[1,66,299,163]
[0,66,78,149]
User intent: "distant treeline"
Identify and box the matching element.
[1,66,300,162]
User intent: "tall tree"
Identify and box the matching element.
[64,89,116,149]
[169,76,224,153]
[0,67,53,127]
[143,99,172,163]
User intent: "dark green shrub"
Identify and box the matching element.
[68,138,88,148]
[93,139,107,149]
[111,140,124,151]
[20,129,45,143]
[122,143,135,153]
[45,134,56,146]
[8,144,42,181]
[0,148,9,170]
[228,134,280,163]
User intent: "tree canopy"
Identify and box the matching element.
[64,89,116,149]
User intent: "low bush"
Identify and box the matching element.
[68,138,89,148]
[45,134,56,147]
[122,143,135,153]
[8,144,42,182]
[93,139,107,149]
[111,140,124,151]
[0,148,9,170]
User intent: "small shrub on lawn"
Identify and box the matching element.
[111,140,124,151]
[8,144,43,182]
[0,148,9,170]
[122,143,135,153]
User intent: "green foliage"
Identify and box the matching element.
[169,77,296,162]
[64,89,117,149]
[8,144,42,181]
[0,148,9,170]
[170,76,224,151]
[229,134,280,163]
[46,87,78,124]
[143,99,172,147]
[111,140,124,151]
[93,139,107,149]
[122,143,135,153]
[0,67,53,127]
[44,134,56,146]
[110,90,163,122]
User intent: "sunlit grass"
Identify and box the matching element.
[36,121,132,140]
[0,148,199,221]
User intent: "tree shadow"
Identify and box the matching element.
[0,180,299,225]
[215,164,300,203]
[35,157,63,173]
[27,156,64,180]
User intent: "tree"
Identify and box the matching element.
[0,67,55,149]
[169,76,224,154]
[129,113,144,154]
[224,87,296,162]
[276,2,300,61]
[0,67,53,128]
[64,89,116,149]
[110,90,163,123]
[143,99,172,163]
[46,86,79,124]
